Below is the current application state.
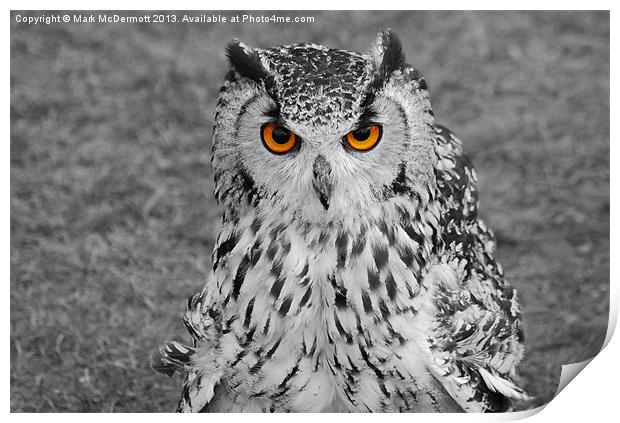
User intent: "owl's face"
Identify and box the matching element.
[212,31,436,228]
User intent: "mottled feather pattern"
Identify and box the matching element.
[421,126,527,412]
[155,30,525,413]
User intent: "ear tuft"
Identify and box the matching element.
[225,39,269,83]
[372,29,406,76]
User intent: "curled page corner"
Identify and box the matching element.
[552,293,617,399]
[602,293,618,348]
[555,358,594,397]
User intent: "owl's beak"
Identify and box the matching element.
[312,155,332,210]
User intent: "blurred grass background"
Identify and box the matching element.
[10,10,609,412]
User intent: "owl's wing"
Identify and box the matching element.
[420,125,527,412]
[152,286,225,412]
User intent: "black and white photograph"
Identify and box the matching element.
[9,8,610,413]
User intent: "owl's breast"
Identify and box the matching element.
[211,206,443,411]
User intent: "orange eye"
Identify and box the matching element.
[345,125,382,151]
[261,122,298,154]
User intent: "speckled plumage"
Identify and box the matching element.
[154,30,526,413]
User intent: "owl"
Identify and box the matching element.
[153,30,527,413]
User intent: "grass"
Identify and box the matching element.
[10,10,609,412]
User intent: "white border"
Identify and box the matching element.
[5,3,616,421]
[2,0,619,11]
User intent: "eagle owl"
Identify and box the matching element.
[154,30,526,413]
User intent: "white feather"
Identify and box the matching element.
[478,366,529,400]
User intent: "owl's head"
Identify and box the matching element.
[212,30,436,228]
